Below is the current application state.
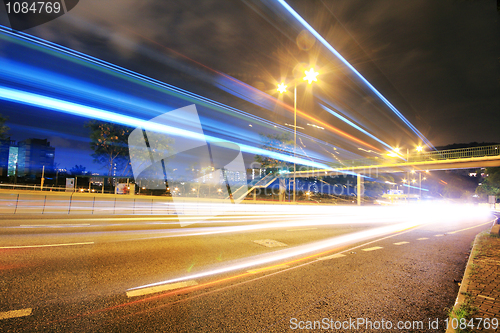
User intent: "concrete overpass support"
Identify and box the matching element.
[279,177,286,202]
[357,174,363,206]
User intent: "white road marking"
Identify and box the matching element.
[362,246,383,252]
[248,264,289,274]
[417,237,429,240]
[0,308,32,320]
[394,241,409,245]
[434,234,444,237]
[127,280,198,298]
[317,253,346,261]
[287,228,317,231]
[448,220,496,234]
[20,224,91,227]
[253,239,287,248]
[0,242,94,249]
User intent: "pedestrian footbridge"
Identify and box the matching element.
[293,144,500,177]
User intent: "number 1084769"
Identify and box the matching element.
[5,2,62,14]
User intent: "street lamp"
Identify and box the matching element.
[304,68,318,84]
[277,67,318,203]
[277,83,287,94]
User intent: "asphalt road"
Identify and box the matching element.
[0,204,495,332]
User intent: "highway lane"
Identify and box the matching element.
[0,204,495,332]
[0,215,381,310]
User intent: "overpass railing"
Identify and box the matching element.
[407,144,500,163]
[328,144,500,169]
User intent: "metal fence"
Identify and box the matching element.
[0,190,328,215]
[330,144,500,168]
[408,144,500,163]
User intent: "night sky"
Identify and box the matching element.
[0,0,498,172]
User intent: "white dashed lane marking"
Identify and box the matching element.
[287,228,317,232]
[253,239,287,248]
[126,280,198,298]
[361,246,383,252]
[0,242,94,249]
[317,253,346,261]
[248,264,289,274]
[19,224,91,227]
[394,241,409,245]
[0,308,32,320]
[417,238,429,240]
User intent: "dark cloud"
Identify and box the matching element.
[314,0,499,145]
[1,0,498,150]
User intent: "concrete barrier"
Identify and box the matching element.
[0,192,19,214]
[0,189,322,216]
[16,193,45,214]
[39,192,71,214]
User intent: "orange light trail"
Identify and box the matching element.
[118,25,381,152]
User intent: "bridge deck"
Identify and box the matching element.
[288,144,500,177]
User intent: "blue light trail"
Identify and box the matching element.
[0,24,366,167]
[0,85,333,170]
[402,184,429,191]
[276,0,435,150]
[319,104,394,151]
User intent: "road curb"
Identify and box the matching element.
[445,217,498,333]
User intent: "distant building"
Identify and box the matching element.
[17,138,55,177]
[7,145,18,176]
[0,138,13,177]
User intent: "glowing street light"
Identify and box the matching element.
[277,66,319,203]
[277,82,287,94]
[416,145,423,152]
[387,147,402,158]
[304,68,318,84]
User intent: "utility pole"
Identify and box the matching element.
[419,172,422,200]
[293,83,297,203]
[41,165,45,191]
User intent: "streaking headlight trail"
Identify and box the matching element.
[276,0,434,150]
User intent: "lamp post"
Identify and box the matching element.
[277,67,318,203]
[402,178,407,203]
[389,145,428,201]
[419,172,422,199]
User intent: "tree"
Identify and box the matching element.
[254,133,294,170]
[476,167,500,198]
[85,121,132,177]
[0,114,9,140]
[254,133,295,201]
[70,164,87,175]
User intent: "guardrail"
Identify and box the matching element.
[329,144,500,168]
[0,189,338,215]
[0,183,66,191]
[0,183,118,194]
[408,144,500,163]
